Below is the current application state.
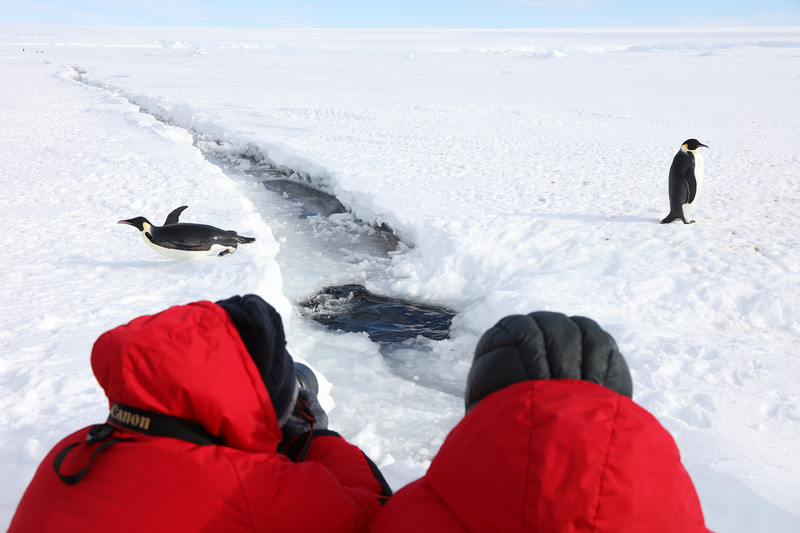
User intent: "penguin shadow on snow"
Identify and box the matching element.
[117,205,256,259]
[59,251,240,274]
[58,254,170,270]
[547,213,659,224]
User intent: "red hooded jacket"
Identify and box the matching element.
[371,379,711,533]
[10,301,387,532]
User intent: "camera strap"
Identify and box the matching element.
[279,395,317,462]
[292,395,317,462]
[106,402,224,446]
[53,402,223,485]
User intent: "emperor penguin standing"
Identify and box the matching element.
[660,139,708,224]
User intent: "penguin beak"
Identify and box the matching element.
[698,142,708,148]
[118,218,145,230]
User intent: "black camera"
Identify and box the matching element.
[293,362,319,394]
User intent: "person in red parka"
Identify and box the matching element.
[371,311,713,533]
[10,294,390,533]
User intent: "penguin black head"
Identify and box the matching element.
[117,216,152,231]
[682,139,708,151]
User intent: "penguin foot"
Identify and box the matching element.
[218,249,232,257]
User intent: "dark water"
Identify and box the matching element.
[262,178,347,218]
[203,149,346,217]
[299,284,455,343]
[299,284,462,396]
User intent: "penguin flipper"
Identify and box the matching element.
[163,206,189,226]
[163,239,207,249]
[145,232,206,250]
[686,174,697,205]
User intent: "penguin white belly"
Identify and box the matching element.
[141,233,232,258]
[682,152,704,220]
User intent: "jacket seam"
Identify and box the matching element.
[590,393,622,531]
[221,452,258,531]
[426,477,474,532]
[519,387,535,533]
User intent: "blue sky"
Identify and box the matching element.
[3,0,800,28]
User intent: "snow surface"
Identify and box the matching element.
[1,26,799,531]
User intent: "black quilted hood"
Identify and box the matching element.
[465,311,632,411]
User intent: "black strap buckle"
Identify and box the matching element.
[87,423,115,443]
[53,424,133,485]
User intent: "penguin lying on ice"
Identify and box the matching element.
[661,139,708,224]
[118,205,255,258]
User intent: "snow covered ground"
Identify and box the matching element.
[1,26,799,531]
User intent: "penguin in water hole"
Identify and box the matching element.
[661,139,708,224]
[118,205,255,258]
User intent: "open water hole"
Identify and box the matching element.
[197,140,460,394]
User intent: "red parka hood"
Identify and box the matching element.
[425,379,711,532]
[91,300,281,452]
